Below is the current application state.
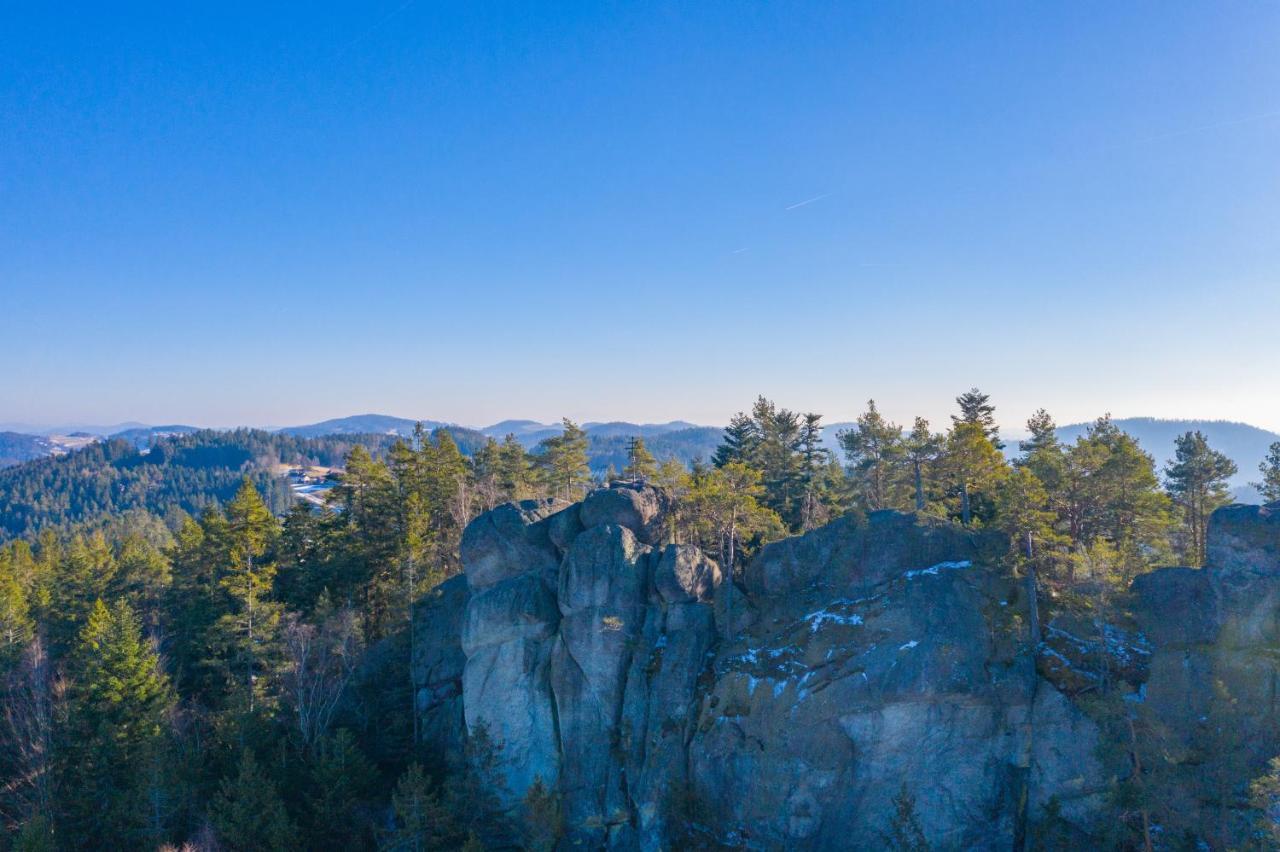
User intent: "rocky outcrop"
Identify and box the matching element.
[414,493,1280,849]
[1126,502,1280,842]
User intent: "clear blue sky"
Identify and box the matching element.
[3,2,1278,432]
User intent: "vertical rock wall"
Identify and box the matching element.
[412,493,1280,850]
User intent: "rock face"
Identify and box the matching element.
[413,493,1280,850]
[1126,502,1280,841]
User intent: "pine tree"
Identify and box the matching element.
[210,748,296,852]
[63,599,175,847]
[1254,441,1280,503]
[212,479,284,714]
[1165,431,1237,567]
[686,462,785,639]
[1017,409,1065,499]
[165,511,224,699]
[796,413,835,530]
[0,548,33,667]
[471,437,504,510]
[304,728,377,850]
[383,763,455,851]
[447,723,512,847]
[112,532,171,633]
[49,532,116,651]
[712,412,759,468]
[535,419,591,500]
[623,436,658,482]
[952,387,1002,449]
[1054,416,1174,582]
[495,435,533,502]
[839,400,906,511]
[1020,408,1059,457]
[903,417,942,512]
[939,422,1008,526]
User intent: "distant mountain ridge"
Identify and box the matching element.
[276,414,448,439]
[5,414,1276,503]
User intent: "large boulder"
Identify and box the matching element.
[460,499,563,591]
[579,483,666,544]
[461,572,560,657]
[654,544,720,603]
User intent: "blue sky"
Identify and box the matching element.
[3,2,1278,432]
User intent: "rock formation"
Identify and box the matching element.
[413,486,1280,849]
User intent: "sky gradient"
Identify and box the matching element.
[3,3,1279,433]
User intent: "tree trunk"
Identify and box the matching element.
[961,483,971,526]
[1025,531,1041,645]
[1127,717,1154,852]
[914,461,925,511]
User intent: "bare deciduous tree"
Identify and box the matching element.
[283,605,362,750]
[1,637,61,831]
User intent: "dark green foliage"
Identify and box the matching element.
[382,763,456,851]
[210,749,297,851]
[0,430,398,542]
[534,419,591,500]
[1165,430,1237,566]
[59,599,175,848]
[953,387,1002,449]
[304,729,378,850]
[0,397,1267,850]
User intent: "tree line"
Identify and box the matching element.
[0,395,1276,849]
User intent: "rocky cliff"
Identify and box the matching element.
[412,485,1280,849]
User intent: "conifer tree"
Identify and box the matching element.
[1165,431,1237,566]
[797,413,835,530]
[686,462,784,639]
[210,748,296,852]
[112,532,171,633]
[903,417,942,512]
[304,728,377,850]
[63,599,175,847]
[712,412,759,468]
[1254,441,1280,503]
[384,763,455,851]
[165,511,223,698]
[1248,756,1280,847]
[839,400,906,511]
[939,422,1008,526]
[495,435,533,501]
[952,387,1002,449]
[1017,409,1065,497]
[470,437,504,510]
[0,550,33,667]
[535,419,590,500]
[213,479,284,713]
[49,532,116,651]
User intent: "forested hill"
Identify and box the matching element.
[0,429,399,541]
[0,432,53,468]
